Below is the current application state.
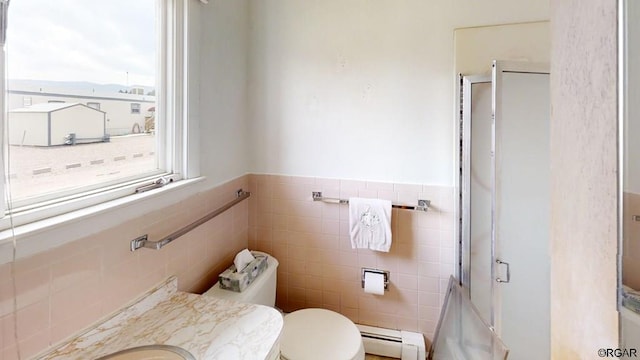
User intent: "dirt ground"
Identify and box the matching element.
[8,134,156,201]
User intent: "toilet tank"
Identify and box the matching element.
[203,251,278,307]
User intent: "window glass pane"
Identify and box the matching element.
[6,0,159,204]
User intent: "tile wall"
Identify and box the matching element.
[0,173,456,359]
[248,174,456,340]
[0,176,249,359]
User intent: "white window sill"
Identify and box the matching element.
[0,176,206,265]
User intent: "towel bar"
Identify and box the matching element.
[312,192,430,212]
[130,189,251,251]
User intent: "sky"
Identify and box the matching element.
[6,0,157,87]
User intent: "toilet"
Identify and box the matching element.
[203,251,365,360]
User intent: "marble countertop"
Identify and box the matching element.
[39,277,283,360]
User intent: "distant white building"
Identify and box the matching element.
[9,103,106,146]
[9,86,155,136]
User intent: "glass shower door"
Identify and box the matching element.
[429,276,509,360]
[460,61,550,360]
[461,75,493,326]
[491,61,550,360]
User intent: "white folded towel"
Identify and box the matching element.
[349,197,392,252]
[234,248,255,272]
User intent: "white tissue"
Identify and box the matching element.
[234,249,255,272]
[364,271,385,295]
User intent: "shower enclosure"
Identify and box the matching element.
[459,61,550,360]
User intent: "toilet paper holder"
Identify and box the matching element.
[361,268,390,291]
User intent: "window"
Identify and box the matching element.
[0,0,193,227]
[22,96,31,107]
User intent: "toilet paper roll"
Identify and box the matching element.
[364,271,385,295]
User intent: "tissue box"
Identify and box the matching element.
[218,253,269,292]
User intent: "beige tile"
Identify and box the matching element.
[272,183,309,201]
[323,291,340,306]
[321,219,340,235]
[51,247,101,293]
[397,258,419,275]
[272,214,288,230]
[305,275,323,290]
[0,276,15,318]
[16,330,50,360]
[288,216,322,234]
[366,181,394,191]
[14,265,50,310]
[339,189,358,201]
[50,277,102,326]
[50,301,102,345]
[397,192,421,206]
[289,260,306,275]
[315,177,340,190]
[288,245,307,261]
[289,273,306,289]
[340,179,367,192]
[394,183,422,193]
[1,313,16,349]
[3,175,451,359]
[290,201,322,218]
[305,289,322,304]
[320,202,340,220]
[358,189,378,198]
[2,344,20,360]
[16,299,48,341]
[304,262,323,277]
[396,316,419,332]
[418,305,441,322]
[398,274,418,291]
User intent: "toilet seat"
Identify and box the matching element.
[279,308,365,360]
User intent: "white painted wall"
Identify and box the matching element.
[550,0,618,356]
[198,0,251,186]
[625,0,640,194]
[455,22,550,76]
[247,0,549,185]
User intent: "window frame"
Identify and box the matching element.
[0,0,195,229]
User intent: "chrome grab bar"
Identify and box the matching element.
[130,189,251,251]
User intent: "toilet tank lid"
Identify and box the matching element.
[251,250,278,269]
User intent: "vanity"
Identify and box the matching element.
[38,277,283,360]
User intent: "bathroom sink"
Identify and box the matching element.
[95,345,196,360]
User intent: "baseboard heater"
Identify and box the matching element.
[356,324,426,360]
